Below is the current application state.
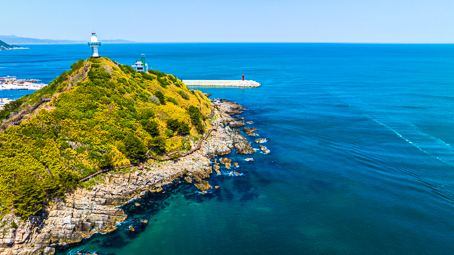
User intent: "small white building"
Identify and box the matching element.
[131,54,149,73]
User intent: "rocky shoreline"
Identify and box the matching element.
[0,99,256,255]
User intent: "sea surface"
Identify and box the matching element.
[2,43,454,254]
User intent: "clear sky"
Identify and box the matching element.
[1,0,453,43]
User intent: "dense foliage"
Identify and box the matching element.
[0,57,212,219]
[0,99,24,122]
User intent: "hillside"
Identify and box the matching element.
[0,57,212,218]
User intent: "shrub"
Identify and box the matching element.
[144,120,160,137]
[0,99,24,122]
[165,129,174,138]
[178,90,189,100]
[148,137,166,155]
[166,97,178,105]
[88,66,111,81]
[142,72,155,81]
[140,108,155,120]
[157,77,170,88]
[148,95,160,105]
[166,119,190,136]
[154,91,166,105]
[171,152,180,160]
[119,64,135,74]
[70,59,84,71]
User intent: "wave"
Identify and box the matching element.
[324,86,454,202]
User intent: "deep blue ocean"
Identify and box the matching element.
[2,43,454,254]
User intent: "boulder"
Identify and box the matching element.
[229,121,245,128]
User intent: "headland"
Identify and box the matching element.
[0,57,262,255]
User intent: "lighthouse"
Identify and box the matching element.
[88,33,101,58]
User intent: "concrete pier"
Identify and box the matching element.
[183,80,261,87]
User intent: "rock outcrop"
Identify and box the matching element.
[243,127,258,136]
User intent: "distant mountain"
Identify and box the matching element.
[0,35,135,45]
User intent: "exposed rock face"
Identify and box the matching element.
[217,99,243,115]
[0,99,256,255]
[203,118,254,156]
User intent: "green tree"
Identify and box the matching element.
[148,137,166,155]
[11,176,46,219]
[122,134,147,164]
[188,106,204,134]
[144,121,160,137]
[154,91,166,105]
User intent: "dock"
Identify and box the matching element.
[183,80,261,87]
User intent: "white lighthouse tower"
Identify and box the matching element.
[88,33,101,58]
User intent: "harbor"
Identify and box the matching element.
[0,76,48,90]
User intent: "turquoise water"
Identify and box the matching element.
[2,44,454,254]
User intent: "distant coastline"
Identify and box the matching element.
[0,35,135,45]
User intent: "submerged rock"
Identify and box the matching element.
[245,158,254,162]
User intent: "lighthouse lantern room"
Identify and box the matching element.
[88,33,101,58]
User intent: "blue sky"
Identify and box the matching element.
[1,0,453,43]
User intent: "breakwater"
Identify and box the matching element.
[183,80,261,87]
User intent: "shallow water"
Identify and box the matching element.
[2,43,454,254]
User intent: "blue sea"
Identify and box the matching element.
[2,43,454,254]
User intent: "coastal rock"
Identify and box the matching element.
[213,164,221,175]
[217,100,243,115]
[43,247,55,255]
[243,127,258,136]
[219,157,232,169]
[233,130,255,154]
[194,180,212,191]
[245,121,253,124]
[229,121,245,128]
[255,138,267,144]
[259,145,271,154]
